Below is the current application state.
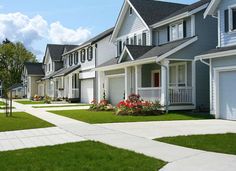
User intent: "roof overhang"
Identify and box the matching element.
[110,0,149,42]
[195,49,236,61]
[204,0,221,18]
[62,43,90,56]
[151,3,209,29]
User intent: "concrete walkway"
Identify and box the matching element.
[4,100,236,171]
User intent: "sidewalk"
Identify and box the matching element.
[6,100,236,171]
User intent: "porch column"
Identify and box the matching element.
[125,67,132,99]
[68,74,73,99]
[135,65,142,94]
[160,60,169,106]
[192,61,196,107]
[97,71,105,101]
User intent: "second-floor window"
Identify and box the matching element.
[74,52,79,65]
[170,21,183,41]
[142,32,147,46]
[69,54,73,66]
[87,46,93,61]
[80,49,86,63]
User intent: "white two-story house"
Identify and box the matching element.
[96,0,218,111]
[196,0,236,120]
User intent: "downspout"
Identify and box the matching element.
[156,61,169,114]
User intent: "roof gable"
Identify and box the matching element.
[24,63,44,76]
[204,0,221,18]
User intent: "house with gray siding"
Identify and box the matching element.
[196,0,236,120]
[96,0,218,111]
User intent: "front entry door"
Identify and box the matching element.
[152,70,160,87]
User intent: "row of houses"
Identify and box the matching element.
[21,0,236,120]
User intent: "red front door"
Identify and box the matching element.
[154,72,160,87]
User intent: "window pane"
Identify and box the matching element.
[178,23,183,38]
[169,66,176,86]
[171,25,177,40]
[178,64,185,86]
[232,8,236,30]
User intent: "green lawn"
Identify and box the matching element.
[0,112,54,132]
[0,141,166,171]
[15,100,45,105]
[0,101,5,105]
[51,110,214,124]
[33,104,90,108]
[156,133,236,155]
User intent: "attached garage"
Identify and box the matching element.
[217,70,236,120]
[80,79,94,104]
[108,76,125,105]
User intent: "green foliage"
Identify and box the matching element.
[0,39,37,96]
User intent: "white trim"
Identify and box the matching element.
[118,46,134,63]
[195,49,236,60]
[169,62,188,87]
[156,36,198,62]
[191,15,196,37]
[217,10,221,47]
[151,4,209,28]
[228,5,236,32]
[169,20,184,41]
[204,0,219,18]
[151,70,161,87]
[192,61,196,108]
[209,58,213,113]
[105,73,125,78]
[168,105,195,111]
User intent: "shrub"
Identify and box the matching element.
[44,96,52,104]
[116,94,162,116]
[89,99,113,111]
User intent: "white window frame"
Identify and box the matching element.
[229,5,236,32]
[169,62,187,87]
[169,20,184,41]
[151,70,161,87]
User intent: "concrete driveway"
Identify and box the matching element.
[96,120,236,139]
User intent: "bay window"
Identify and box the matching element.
[169,63,187,87]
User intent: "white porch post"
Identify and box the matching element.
[160,60,169,106]
[98,71,105,101]
[192,61,196,108]
[135,65,142,94]
[125,67,128,99]
[68,73,73,99]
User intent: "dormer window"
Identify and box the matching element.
[74,52,79,65]
[170,21,183,41]
[69,54,73,66]
[129,7,133,15]
[229,7,236,31]
[80,49,86,63]
[87,46,93,61]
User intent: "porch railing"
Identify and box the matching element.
[72,88,80,98]
[169,87,193,104]
[137,87,162,102]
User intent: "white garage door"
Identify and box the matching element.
[219,70,236,120]
[108,76,125,105]
[81,79,94,104]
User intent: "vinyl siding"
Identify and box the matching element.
[218,0,236,47]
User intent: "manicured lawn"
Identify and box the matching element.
[0,112,54,132]
[156,133,236,155]
[0,101,5,105]
[0,106,15,109]
[33,104,90,108]
[15,100,45,105]
[0,141,166,171]
[51,110,214,124]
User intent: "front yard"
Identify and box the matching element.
[0,141,166,171]
[0,112,54,132]
[15,100,45,105]
[156,133,236,155]
[33,104,90,108]
[51,110,214,124]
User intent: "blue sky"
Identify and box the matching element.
[0,0,197,61]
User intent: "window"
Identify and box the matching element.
[232,8,236,30]
[142,32,147,46]
[80,49,86,63]
[138,34,142,45]
[69,54,73,66]
[126,37,129,45]
[229,7,236,31]
[129,7,133,15]
[169,63,187,87]
[117,40,122,56]
[134,34,137,45]
[130,37,134,45]
[74,52,79,65]
[87,46,93,61]
[64,58,67,67]
[170,21,184,41]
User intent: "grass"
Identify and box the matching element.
[0,141,166,171]
[15,100,45,105]
[0,112,54,132]
[51,110,214,124]
[33,104,90,108]
[0,101,5,105]
[156,133,236,155]
[0,106,15,109]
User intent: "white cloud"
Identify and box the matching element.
[0,12,91,60]
[49,22,91,44]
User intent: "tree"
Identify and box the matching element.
[0,39,37,96]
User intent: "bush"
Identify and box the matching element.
[89,99,114,111]
[116,94,162,116]
[44,96,52,104]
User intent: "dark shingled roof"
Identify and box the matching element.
[97,57,120,68]
[199,45,236,56]
[129,0,187,25]
[126,45,154,59]
[159,0,211,23]
[25,63,44,75]
[9,83,23,90]
[53,65,81,78]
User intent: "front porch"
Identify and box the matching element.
[98,59,196,110]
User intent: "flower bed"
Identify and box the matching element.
[116,94,162,116]
[90,99,114,111]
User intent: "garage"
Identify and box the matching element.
[108,76,125,105]
[81,79,94,104]
[218,70,236,120]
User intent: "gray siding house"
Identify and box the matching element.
[196,0,236,120]
[96,0,218,111]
